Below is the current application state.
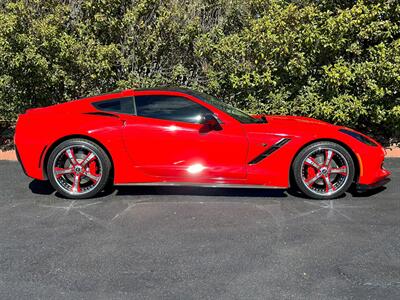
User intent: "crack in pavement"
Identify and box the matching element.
[111,203,137,222]
[38,201,103,211]
[339,269,400,289]
[302,200,374,222]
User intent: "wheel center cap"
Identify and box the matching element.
[320,167,328,175]
[74,166,82,173]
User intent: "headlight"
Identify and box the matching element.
[339,128,377,147]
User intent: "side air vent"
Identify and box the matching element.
[248,138,291,165]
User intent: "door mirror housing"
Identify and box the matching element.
[200,114,221,131]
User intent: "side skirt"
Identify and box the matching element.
[114,182,285,189]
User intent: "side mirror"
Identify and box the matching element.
[200,114,221,131]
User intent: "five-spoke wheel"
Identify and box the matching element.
[293,141,355,199]
[47,139,111,199]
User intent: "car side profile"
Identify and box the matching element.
[14,88,390,199]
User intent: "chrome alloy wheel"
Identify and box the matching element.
[52,145,103,195]
[300,147,350,197]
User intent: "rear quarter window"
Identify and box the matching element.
[93,97,135,114]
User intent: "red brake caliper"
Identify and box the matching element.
[88,161,99,182]
[306,166,317,184]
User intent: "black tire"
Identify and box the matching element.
[292,141,355,199]
[46,139,112,199]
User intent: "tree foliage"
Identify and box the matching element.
[0,0,399,142]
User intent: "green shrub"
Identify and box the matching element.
[0,0,399,144]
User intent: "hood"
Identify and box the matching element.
[266,115,331,126]
[246,115,338,137]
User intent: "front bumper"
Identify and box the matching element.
[356,177,391,192]
[355,140,391,186]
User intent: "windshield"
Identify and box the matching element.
[190,91,264,124]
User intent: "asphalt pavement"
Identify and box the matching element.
[0,159,399,299]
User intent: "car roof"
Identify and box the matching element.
[91,87,196,98]
[134,87,197,94]
[77,87,204,105]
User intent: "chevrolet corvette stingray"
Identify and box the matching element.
[14,88,390,199]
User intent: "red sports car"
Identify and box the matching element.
[14,88,390,199]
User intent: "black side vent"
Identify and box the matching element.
[83,112,119,118]
[248,138,291,165]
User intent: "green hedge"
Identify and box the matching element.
[0,0,399,143]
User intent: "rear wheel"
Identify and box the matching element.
[292,141,355,199]
[47,139,111,199]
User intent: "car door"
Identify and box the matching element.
[121,92,248,181]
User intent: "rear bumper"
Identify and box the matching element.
[356,177,391,192]
[15,146,28,176]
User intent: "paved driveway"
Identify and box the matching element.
[0,159,399,299]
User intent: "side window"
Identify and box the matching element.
[93,97,134,114]
[135,95,211,124]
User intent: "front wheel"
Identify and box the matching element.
[292,141,355,199]
[47,139,111,199]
